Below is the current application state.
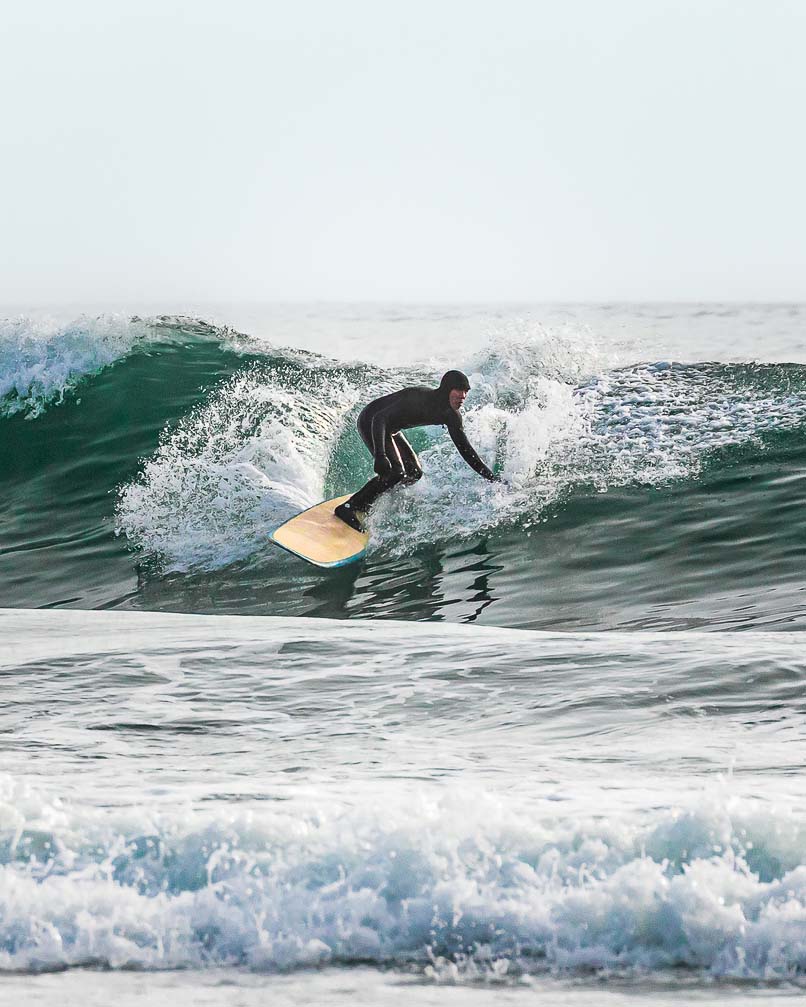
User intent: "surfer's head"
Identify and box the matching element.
[439,369,470,410]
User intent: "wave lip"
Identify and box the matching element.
[0,313,247,420]
[0,314,156,419]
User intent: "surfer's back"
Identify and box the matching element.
[358,385,448,434]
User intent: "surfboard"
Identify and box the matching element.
[269,494,368,568]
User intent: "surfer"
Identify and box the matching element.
[335,369,498,531]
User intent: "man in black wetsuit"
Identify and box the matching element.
[335,369,497,531]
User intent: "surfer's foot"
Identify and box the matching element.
[335,502,366,532]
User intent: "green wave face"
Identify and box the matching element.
[3,316,806,629]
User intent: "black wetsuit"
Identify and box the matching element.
[344,382,495,516]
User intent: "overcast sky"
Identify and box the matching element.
[2,0,805,303]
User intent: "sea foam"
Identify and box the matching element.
[2,774,806,978]
[0,315,154,418]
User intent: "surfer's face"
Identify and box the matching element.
[449,388,468,410]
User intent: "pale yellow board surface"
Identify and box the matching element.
[270,494,368,567]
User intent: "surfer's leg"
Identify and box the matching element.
[356,408,375,454]
[392,433,422,485]
[342,475,389,510]
[337,475,397,530]
[352,435,405,506]
[336,429,402,530]
[336,412,381,529]
[336,430,407,527]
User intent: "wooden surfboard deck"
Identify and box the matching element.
[269,494,368,568]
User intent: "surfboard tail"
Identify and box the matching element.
[270,494,368,568]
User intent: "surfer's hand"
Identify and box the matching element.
[374,456,393,478]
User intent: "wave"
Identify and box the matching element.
[3,608,805,979]
[4,314,806,625]
[2,773,805,978]
[0,314,250,419]
[0,314,147,419]
[115,335,806,572]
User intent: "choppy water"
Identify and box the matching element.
[2,304,806,1004]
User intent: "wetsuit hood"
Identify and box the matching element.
[438,370,471,398]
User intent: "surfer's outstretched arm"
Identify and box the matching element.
[446,412,496,480]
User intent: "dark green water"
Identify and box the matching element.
[3,315,806,629]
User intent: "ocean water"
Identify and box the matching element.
[2,304,806,1005]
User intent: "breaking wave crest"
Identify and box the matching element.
[2,774,806,978]
[4,313,806,625]
[114,326,806,572]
